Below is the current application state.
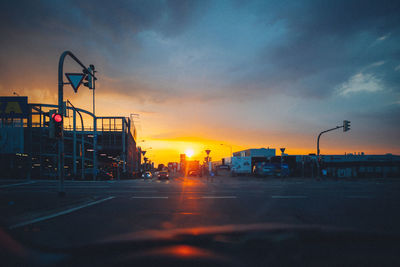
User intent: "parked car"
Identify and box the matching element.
[279,163,290,177]
[253,162,276,177]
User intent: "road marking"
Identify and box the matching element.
[65,186,110,188]
[271,195,308,199]
[8,196,115,230]
[0,181,36,188]
[129,190,159,193]
[346,195,373,199]
[201,196,237,199]
[131,196,168,199]
[26,186,111,188]
[7,186,111,190]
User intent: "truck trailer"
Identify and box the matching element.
[231,156,252,176]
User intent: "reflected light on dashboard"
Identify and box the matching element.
[159,245,213,258]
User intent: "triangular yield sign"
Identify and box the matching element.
[65,73,85,93]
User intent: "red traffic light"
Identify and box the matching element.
[52,113,63,123]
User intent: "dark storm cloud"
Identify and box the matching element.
[0,0,208,38]
[0,0,399,102]
[0,0,210,98]
[230,0,400,98]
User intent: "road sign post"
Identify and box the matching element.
[280,148,285,178]
[58,51,97,196]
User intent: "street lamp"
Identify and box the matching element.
[13,92,20,96]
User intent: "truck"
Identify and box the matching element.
[231,156,252,176]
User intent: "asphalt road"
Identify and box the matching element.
[1,176,400,249]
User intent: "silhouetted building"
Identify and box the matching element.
[0,96,139,180]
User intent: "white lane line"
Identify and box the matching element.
[346,195,373,199]
[201,196,237,199]
[0,181,36,188]
[131,196,168,199]
[21,186,111,189]
[65,186,110,188]
[113,190,159,193]
[8,196,115,230]
[106,190,159,194]
[271,195,308,199]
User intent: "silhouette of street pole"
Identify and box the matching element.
[58,51,97,196]
[316,121,351,180]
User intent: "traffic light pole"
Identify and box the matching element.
[67,100,85,180]
[58,51,96,196]
[316,125,343,179]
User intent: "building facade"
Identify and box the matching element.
[0,96,139,180]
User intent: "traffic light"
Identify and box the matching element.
[52,113,63,138]
[83,65,94,89]
[48,109,56,138]
[343,120,351,132]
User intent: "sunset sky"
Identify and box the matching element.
[1,0,399,164]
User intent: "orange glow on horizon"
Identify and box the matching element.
[6,90,397,166]
[143,141,394,166]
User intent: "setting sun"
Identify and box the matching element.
[185,149,194,158]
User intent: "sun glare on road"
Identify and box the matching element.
[185,149,194,158]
